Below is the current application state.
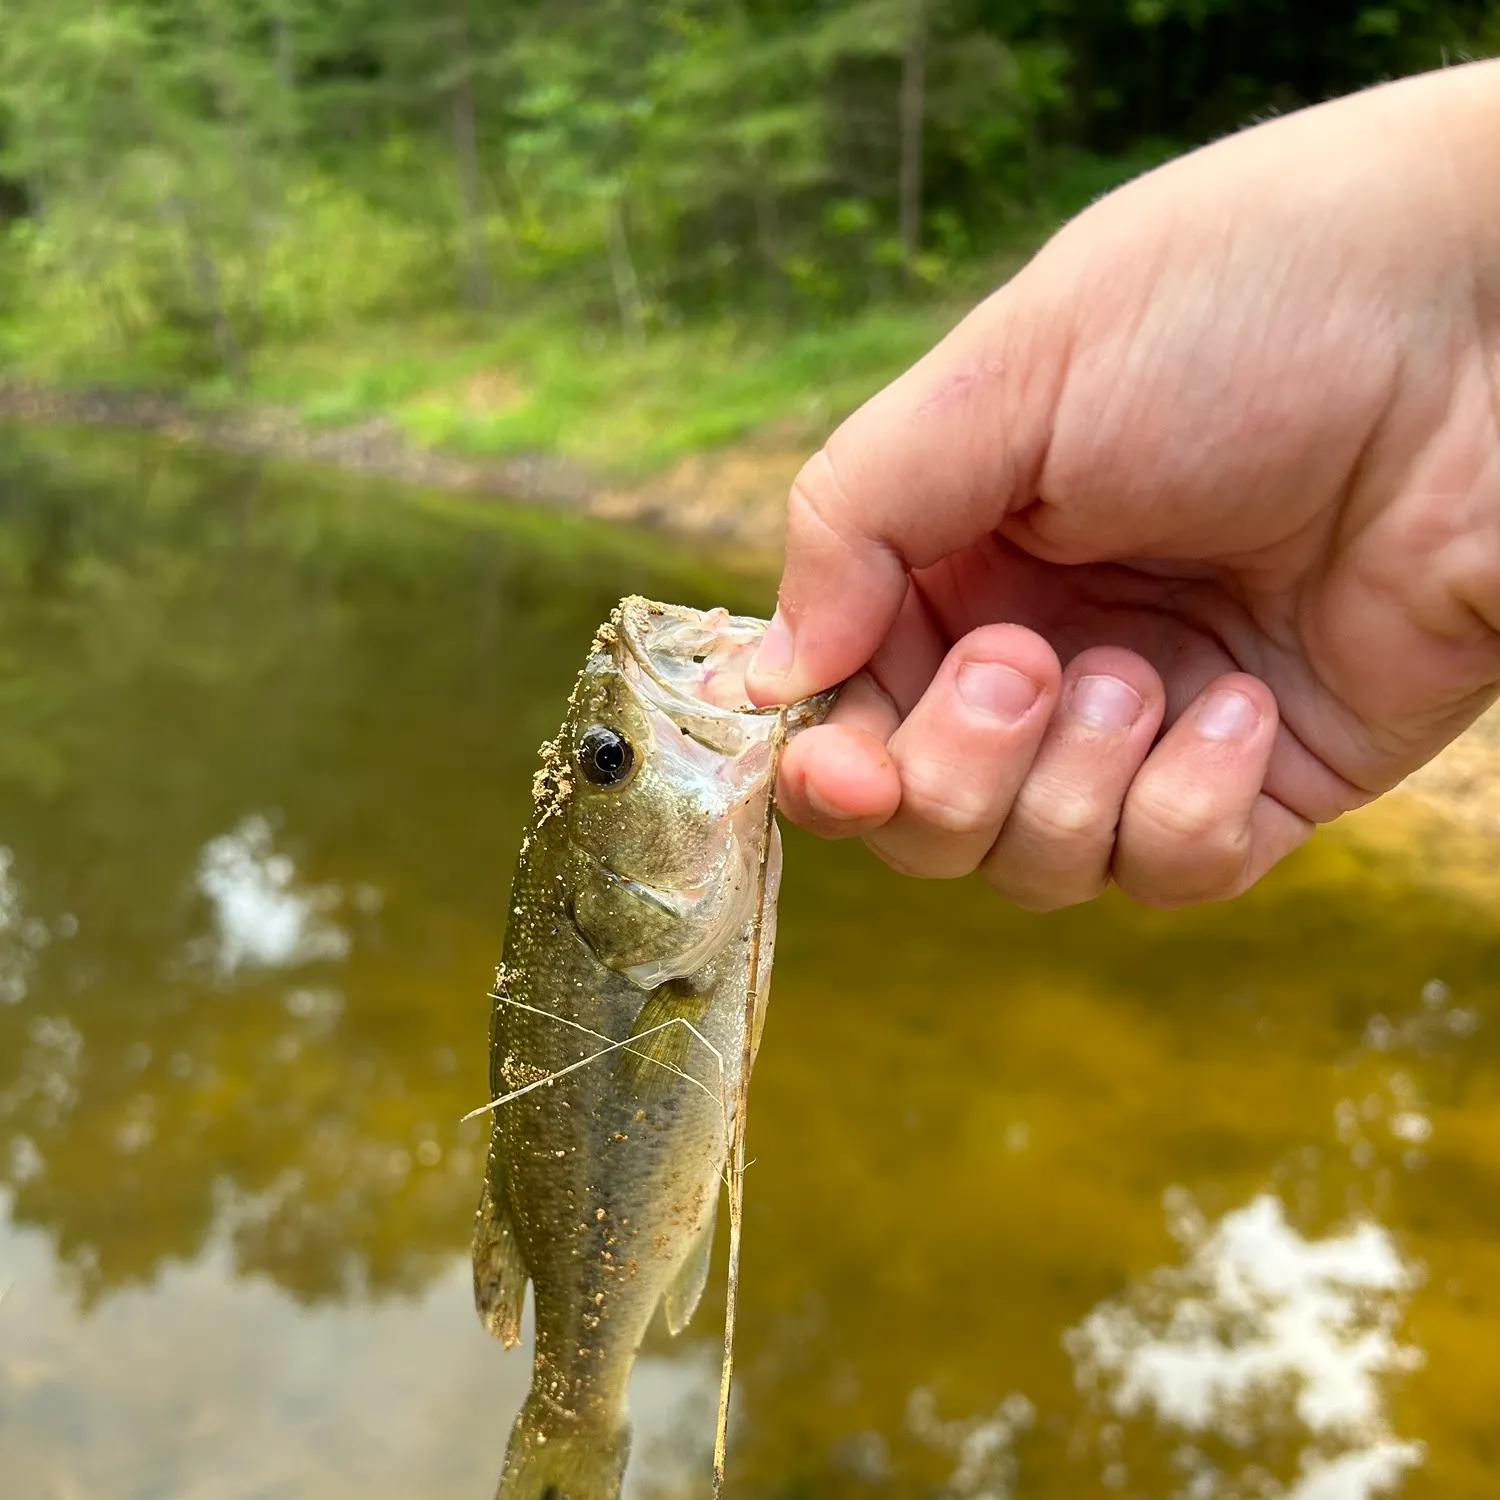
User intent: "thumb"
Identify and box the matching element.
[746,276,1068,706]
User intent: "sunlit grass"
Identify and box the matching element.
[1,143,1173,481]
[236,300,961,479]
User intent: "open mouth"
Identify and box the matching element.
[614,596,838,736]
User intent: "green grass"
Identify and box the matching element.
[230,297,963,480]
[0,141,1170,480]
[0,144,1171,483]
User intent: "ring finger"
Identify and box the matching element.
[981,647,1166,910]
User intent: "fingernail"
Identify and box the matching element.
[1067,674,1143,730]
[957,662,1041,725]
[752,611,794,680]
[1197,690,1259,742]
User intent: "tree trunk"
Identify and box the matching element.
[159,189,247,388]
[604,192,645,350]
[451,0,494,310]
[898,0,927,281]
[200,0,265,344]
[749,156,782,277]
[272,2,296,100]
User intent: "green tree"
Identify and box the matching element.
[1,0,1497,381]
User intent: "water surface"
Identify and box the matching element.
[0,428,1497,1499]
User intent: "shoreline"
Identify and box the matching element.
[0,380,798,559]
[8,378,1500,863]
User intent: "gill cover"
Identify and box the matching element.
[563,599,831,987]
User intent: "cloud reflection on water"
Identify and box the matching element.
[0,1188,716,1500]
[4,429,1498,1498]
[906,1388,1035,1500]
[1067,1190,1423,1500]
[189,815,355,977]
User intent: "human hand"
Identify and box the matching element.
[747,60,1500,910]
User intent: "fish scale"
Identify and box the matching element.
[471,597,833,1500]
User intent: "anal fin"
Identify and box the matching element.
[473,1145,528,1346]
[662,1202,718,1336]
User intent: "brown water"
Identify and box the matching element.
[1,427,1497,1500]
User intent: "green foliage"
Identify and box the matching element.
[0,0,1497,445]
[233,299,956,474]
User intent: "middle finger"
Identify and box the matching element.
[981,646,1166,909]
[865,623,1061,878]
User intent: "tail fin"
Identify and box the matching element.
[494,1393,630,1500]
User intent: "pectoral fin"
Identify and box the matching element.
[613,979,714,1102]
[662,1202,718,1335]
[473,1147,528,1347]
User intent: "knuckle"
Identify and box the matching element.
[1115,769,1257,907]
[984,811,1111,911]
[899,775,996,837]
[787,450,857,544]
[1130,779,1223,843]
[1010,777,1108,842]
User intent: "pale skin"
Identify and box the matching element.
[744,59,1500,912]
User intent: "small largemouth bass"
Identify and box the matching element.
[473,596,832,1500]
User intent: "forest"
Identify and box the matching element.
[1,2,1496,465]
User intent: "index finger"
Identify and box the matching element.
[744,280,1067,706]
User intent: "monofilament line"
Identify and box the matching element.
[458,999,728,1124]
[712,708,787,1500]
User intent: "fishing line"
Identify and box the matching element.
[459,1002,728,1122]
[713,706,787,1500]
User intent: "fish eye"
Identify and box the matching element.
[577,724,636,788]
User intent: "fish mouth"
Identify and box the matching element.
[614,596,838,733]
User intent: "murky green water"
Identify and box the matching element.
[1,427,1498,1500]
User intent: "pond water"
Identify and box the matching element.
[0,426,1497,1500]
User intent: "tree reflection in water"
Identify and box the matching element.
[1,427,1499,1498]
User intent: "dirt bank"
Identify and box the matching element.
[0,381,796,559]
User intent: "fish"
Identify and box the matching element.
[472,595,835,1500]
